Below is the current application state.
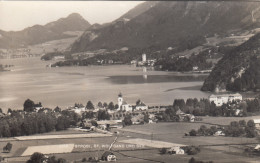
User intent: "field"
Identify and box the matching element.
[15,133,111,141]
[119,138,185,148]
[3,117,260,163]
[21,144,74,156]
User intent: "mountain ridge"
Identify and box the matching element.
[69,1,260,54]
[0,13,91,48]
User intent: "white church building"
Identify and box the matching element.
[117,93,133,112]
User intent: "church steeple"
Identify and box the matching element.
[118,92,123,110]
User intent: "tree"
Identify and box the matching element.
[108,102,115,110]
[144,114,149,123]
[0,108,2,113]
[115,104,119,110]
[189,129,197,136]
[97,110,110,120]
[103,102,108,108]
[239,120,246,127]
[27,152,45,163]
[189,157,196,163]
[159,148,167,154]
[123,115,132,126]
[136,99,141,105]
[82,111,94,119]
[86,101,94,110]
[7,108,12,114]
[98,102,103,108]
[24,99,35,112]
[3,142,12,153]
[54,106,61,113]
[90,120,98,127]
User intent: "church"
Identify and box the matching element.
[117,93,133,112]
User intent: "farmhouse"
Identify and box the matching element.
[97,120,123,129]
[101,151,116,162]
[253,119,260,128]
[135,102,148,111]
[168,147,185,155]
[209,93,242,106]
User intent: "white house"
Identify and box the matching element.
[121,101,133,112]
[101,151,116,162]
[168,147,185,155]
[253,119,260,128]
[209,93,242,106]
[135,102,148,111]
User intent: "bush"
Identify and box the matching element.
[159,148,167,154]
[82,157,87,162]
[189,129,197,136]
[185,146,200,155]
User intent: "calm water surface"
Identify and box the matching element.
[0,57,210,112]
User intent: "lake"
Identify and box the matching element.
[0,57,210,112]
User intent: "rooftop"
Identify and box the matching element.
[209,93,242,98]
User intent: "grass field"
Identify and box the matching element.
[119,138,185,148]
[2,118,260,163]
[21,144,74,156]
[15,133,111,141]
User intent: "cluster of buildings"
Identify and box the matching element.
[209,93,243,106]
[0,48,40,59]
[117,93,148,112]
[131,53,156,67]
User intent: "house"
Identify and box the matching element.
[193,66,199,71]
[121,101,133,112]
[72,107,86,114]
[101,151,116,162]
[131,114,144,124]
[97,120,123,130]
[209,93,242,106]
[135,102,148,111]
[168,147,185,155]
[253,119,260,128]
[214,130,225,136]
[254,144,260,151]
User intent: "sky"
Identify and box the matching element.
[0,1,144,31]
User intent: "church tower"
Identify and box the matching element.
[118,92,123,109]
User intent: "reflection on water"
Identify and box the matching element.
[107,75,207,84]
[0,57,210,112]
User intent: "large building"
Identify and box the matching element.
[209,93,242,106]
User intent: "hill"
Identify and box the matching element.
[70,1,260,54]
[0,13,90,48]
[201,33,260,92]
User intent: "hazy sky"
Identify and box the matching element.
[0,1,144,31]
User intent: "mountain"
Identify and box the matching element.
[201,33,260,92]
[70,1,260,53]
[116,1,159,21]
[0,13,90,48]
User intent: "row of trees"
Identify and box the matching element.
[189,120,257,138]
[189,125,218,136]
[162,97,260,122]
[27,152,67,163]
[0,109,80,137]
[224,120,257,138]
[80,101,119,110]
